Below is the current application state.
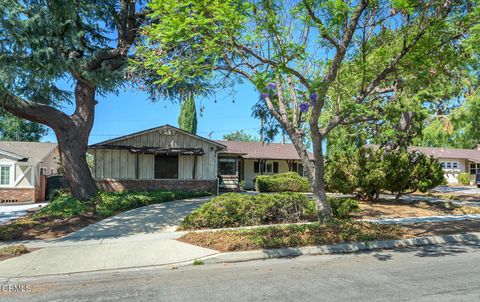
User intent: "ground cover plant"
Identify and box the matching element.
[0,190,209,241]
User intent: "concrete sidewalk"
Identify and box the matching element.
[0,237,217,278]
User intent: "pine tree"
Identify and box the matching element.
[178,93,197,134]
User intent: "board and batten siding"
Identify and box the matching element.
[91,128,219,180]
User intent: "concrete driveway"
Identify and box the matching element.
[0,196,217,278]
[63,196,211,240]
[431,185,480,195]
[0,203,47,225]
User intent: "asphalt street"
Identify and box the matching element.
[2,242,480,302]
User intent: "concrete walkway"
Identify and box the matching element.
[0,203,47,225]
[0,196,216,278]
[366,214,480,224]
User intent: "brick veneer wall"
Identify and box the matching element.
[96,179,218,194]
[0,188,36,203]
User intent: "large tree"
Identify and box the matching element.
[178,93,198,134]
[0,1,145,200]
[136,0,476,220]
[0,110,47,141]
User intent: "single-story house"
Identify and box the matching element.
[88,125,226,193]
[88,125,312,193]
[409,145,480,184]
[215,140,313,190]
[0,142,59,203]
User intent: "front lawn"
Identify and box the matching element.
[179,221,403,252]
[0,190,210,241]
[179,219,480,252]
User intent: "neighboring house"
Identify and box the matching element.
[409,145,480,184]
[88,125,226,193]
[0,142,59,203]
[215,140,314,190]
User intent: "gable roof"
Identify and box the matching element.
[215,140,314,160]
[89,124,226,149]
[409,146,480,163]
[0,141,58,164]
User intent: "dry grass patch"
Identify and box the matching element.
[179,221,404,252]
[0,245,29,261]
[356,200,480,219]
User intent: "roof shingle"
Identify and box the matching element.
[215,140,314,160]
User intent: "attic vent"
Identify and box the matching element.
[160,129,173,136]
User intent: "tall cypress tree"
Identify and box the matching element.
[178,93,197,134]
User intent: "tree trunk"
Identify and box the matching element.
[1,79,98,201]
[289,129,333,222]
[56,128,97,201]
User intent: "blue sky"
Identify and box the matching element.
[42,83,265,145]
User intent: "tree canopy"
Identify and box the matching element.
[0,0,145,200]
[135,0,477,220]
[0,110,47,141]
[223,130,259,141]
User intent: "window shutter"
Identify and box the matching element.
[273,162,279,173]
[254,161,259,173]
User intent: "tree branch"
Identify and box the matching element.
[302,0,340,49]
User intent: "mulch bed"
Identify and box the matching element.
[179,220,480,252]
[0,213,101,241]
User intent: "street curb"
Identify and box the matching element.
[200,232,480,265]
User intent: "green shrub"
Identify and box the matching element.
[180,193,360,229]
[34,192,90,218]
[255,172,311,192]
[180,192,316,229]
[458,173,471,185]
[95,190,209,217]
[328,197,360,219]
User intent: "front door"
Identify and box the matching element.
[154,155,178,179]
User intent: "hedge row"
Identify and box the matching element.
[255,172,311,192]
[180,192,360,230]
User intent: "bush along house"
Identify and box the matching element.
[88,125,226,194]
[215,140,314,190]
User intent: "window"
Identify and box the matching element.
[446,162,452,168]
[471,163,478,175]
[298,164,304,176]
[218,158,237,175]
[273,162,279,173]
[265,162,273,173]
[452,162,458,169]
[254,161,259,173]
[154,155,178,179]
[0,166,10,185]
[442,162,446,169]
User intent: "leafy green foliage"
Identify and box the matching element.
[136,0,476,219]
[223,130,259,142]
[328,198,360,219]
[326,147,446,200]
[0,110,47,141]
[0,0,131,104]
[458,173,471,185]
[180,192,316,229]
[178,93,198,134]
[255,172,311,192]
[94,190,209,217]
[34,190,209,219]
[180,193,360,229]
[34,192,90,218]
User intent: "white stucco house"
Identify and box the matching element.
[0,142,59,203]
